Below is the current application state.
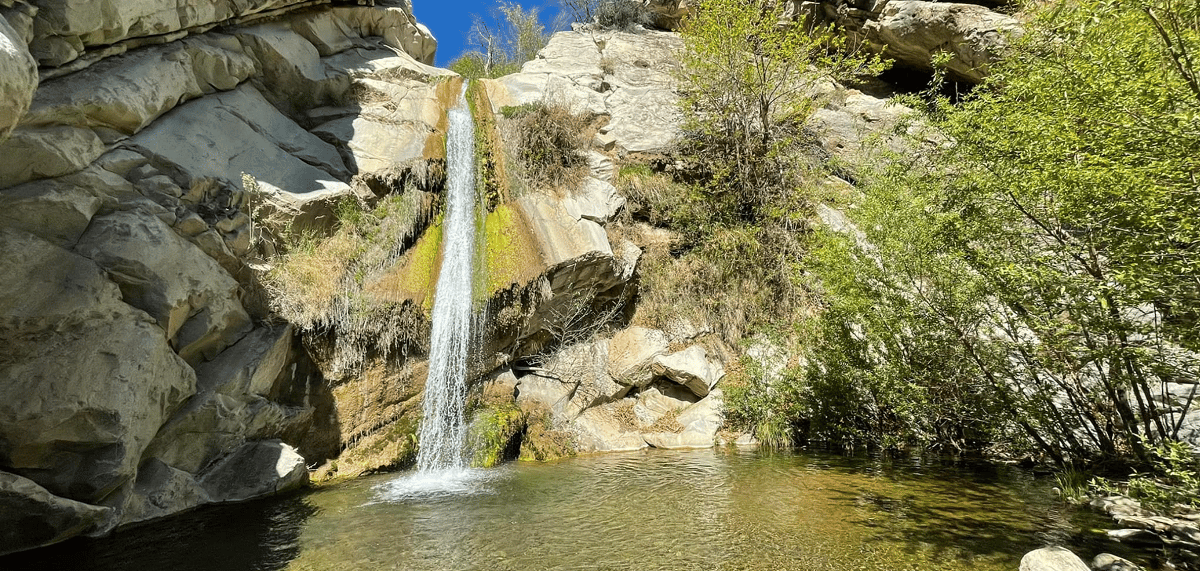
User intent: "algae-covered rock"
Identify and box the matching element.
[468,404,525,468]
[519,407,577,462]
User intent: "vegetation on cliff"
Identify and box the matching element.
[640,0,1200,474]
[798,0,1200,466]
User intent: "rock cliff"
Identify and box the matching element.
[643,0,1021,83]
[0,0,441,555]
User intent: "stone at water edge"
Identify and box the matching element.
[199,440,308,503]
[0,471,113,556]
[1092,553,1142,571]
[1019,546,1090,571]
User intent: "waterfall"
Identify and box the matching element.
[415,86,478,474]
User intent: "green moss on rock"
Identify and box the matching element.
[468,403,526,468]
[519,408,577,462]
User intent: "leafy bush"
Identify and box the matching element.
[804,0,1200,464]
[1102,442,1200,512]
[723,357,806,448]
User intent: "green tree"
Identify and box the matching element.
[449,2,556,80]
[807,0,1200,464]
[676,0,887,221]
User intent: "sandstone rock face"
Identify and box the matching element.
[76,211,253,364]
[483,30,683,155]
[0,0,442,552]
[513,326,727,454]
[0,228,196,504]
[23,0,435,69]
[0,16,36,143]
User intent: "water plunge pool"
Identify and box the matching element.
[3,447,1130,570]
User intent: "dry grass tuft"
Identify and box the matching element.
[262,190,438,372]
[500,100,591,194]
[646,407,685,433]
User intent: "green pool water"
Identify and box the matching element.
[2,447,1146,571]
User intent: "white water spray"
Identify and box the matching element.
[415,87,478,474]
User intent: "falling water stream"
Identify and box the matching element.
[376,85,488,498]
[415,86,477,473]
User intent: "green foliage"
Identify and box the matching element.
[723,357,806,448]
[677,0,889,222]
[1054,468,1092,503]
[449,2,554,80]
[1123,442,1200,511]
[634,0,887,363]
[805,0,1200,464]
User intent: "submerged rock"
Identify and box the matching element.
[1092,553,1142,571]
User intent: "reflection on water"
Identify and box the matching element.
[1,448,1141,571]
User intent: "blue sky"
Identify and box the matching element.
[412,1,568,67]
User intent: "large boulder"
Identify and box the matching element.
[0,228,195,503]
[0,471,112,556]
[572,402,649,452]
[864,1,1021,83]
[0,16,36,143]
[119,459,211,525]
[198,440,308,503]
[607,326,669,387]
[651,345,725,397]
[75,211,253,365]
[545,339,631,418]
[643,389,723,449]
